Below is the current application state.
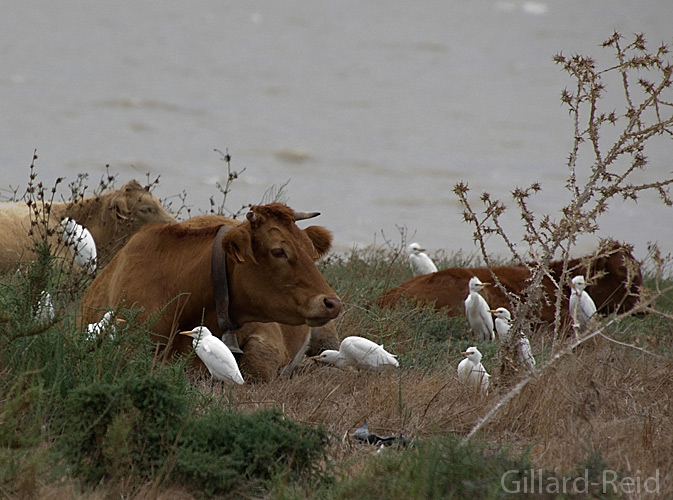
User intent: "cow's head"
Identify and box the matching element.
[587,241,643,315]
[67,180,177,268]
[89,180,176,263]
[106,180,176,230]
[221,203,342,327]
[558,240,643,316]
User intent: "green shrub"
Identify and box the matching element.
[56,372,331,495]
[175,407,331,496]
[56,373,189,483]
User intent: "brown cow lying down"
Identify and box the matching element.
[0,180,176,273]
[80,203,343,381]
[238,321,339,382]
[377,241,642,323]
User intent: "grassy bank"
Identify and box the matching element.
[1,241,671,499]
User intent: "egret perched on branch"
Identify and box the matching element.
[457,346,490,394]
[180,326,244,388]
[490,307,535,370]
[85,311,125,341]
[311,336,399,371]
[569,275,597,330]
[61,218,97,270]
[407,242,438,276]
[464,276,495,341]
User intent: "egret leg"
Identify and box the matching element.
[226,383,234,409]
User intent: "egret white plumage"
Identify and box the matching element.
[490,307,535,370]
[457,346,490,393]
[407,242,438,276]
[464,276,495,341]
[569,275,597,330]
[61,217,97,270]
[34,291,55,321]
[180,326,244,387]
[85,311,125,341]
[311,335,399,371]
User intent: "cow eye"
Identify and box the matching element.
[270,247,287,259]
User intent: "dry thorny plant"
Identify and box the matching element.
[20,154,164,320]
[166,148,288,220]
[453,33,673,439]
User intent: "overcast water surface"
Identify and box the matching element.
[2,1,672,263]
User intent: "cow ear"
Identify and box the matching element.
[123,180,143,192]
[222,226,257,264]
[110,197,130,221]
[304,226,332,259]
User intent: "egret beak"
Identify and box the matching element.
[116,317,127,324]
[489,310,498,314]
[178,330,195,336]
[308,354,327,360]
[416,247,426,252]
[461,351,470,356]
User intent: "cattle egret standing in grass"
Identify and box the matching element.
[457,346,490,393]
[311,336,399,371]
[569,275,597,330]
[180,326,244,387]
[61,218,97,270]
[490,307,535,370]
[407,242,438,276]
[465,277,495,341]
[85,311,125,341]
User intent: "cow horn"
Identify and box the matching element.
[294,211,320,221]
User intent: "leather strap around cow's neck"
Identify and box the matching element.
[211,224,238,334]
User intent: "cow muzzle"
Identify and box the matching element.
[305,295,342,326]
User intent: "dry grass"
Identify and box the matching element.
[185,318,673,497]
[492,339,672,475]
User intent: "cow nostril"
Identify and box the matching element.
[323,297,343,314]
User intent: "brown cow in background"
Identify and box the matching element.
[0,180,176,272]
[80,203,342,381]
[377,241,643,323]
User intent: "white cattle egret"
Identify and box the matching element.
[311,335,399,371]
[61,218,97,270]
[85,311,125,341]
[407,242,438,276]
[490,307,535,370]
[34,291,55,321]
[464,276,495,341]
[569,275,597,330]
[457,346,490,394]
[180,326,244,387]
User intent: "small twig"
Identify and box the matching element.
[419,381,451,427]
[597,332,665,359]
[309,379,345,418]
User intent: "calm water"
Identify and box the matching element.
[2,1,672,262]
